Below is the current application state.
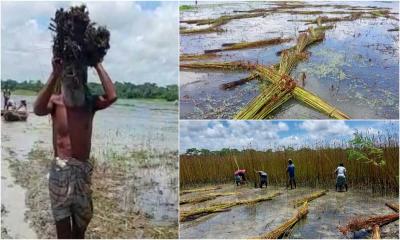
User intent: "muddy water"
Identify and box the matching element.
[180,1,399,119]
[180,184,399,239]
[1,157,38,238]
[1,95,178,237]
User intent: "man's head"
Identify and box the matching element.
[60,63,89,107]
[288,159,293,165]
[339,163,344,167]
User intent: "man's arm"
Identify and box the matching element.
[33,58,62,116]
[94,63,117,110]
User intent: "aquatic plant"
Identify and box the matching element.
[180,5,196,11]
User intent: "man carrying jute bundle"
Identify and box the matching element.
[34,5,116,238]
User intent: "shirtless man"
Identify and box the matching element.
[34,58,117,238]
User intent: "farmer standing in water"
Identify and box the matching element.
[34,58,117,238]
[286,159,296,189]
[335,163,348,192]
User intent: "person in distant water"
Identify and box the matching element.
[286,159,296,189]
[3,89,11,110]
[234,169,246,185]
[6,99,16,110]
[256,170,268,188]
[34,57,117,239]
[335,163,348,192]
[17,100,28,112]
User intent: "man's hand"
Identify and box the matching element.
[52,58,63,78]
[33,57,61,116]
[94,63,117,110]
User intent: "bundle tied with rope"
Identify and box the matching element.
[49,5,110,93]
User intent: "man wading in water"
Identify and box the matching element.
[33,57,117,238]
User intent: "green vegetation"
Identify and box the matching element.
[180,132,399,194]
[11,89,37,96]
[1,79,178,101]
[180,5,195,11]
[348,132,387,166]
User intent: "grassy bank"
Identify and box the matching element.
[180,5,196,11]
[180,136,398,195]
[10,89,37,96]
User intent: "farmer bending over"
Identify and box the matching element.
[335,163,348,192]
[256,170,268,188]
[286,159,296,189]
[234,169,246,186]
[34,58,117,239]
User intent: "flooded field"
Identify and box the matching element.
[180,1,399,119]
[1,95,178,238]
[180,184,399,239]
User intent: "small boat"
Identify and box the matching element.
[3,110,28,122]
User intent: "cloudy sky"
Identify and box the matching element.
[1,1,178,86]
[180,120,398,152]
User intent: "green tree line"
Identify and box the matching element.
[1,79,178,101]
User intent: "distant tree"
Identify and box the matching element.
[200,149,211,155]
[186,148,200,155]
[1,79,178,101]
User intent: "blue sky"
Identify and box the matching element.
[1,1,178,86]
[180,120,399,152]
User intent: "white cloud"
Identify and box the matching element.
[299,120,352,139]
[180,120,399,152]
[1,1,178,86]
[180,121,290,152]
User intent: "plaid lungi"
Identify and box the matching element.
[49,157,93,229]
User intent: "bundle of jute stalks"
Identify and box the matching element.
[338,213,399,235]
[180,192,282,222]
[50,5,110,67]
[258,202,309,239]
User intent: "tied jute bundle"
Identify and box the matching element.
[50,5,110,67]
